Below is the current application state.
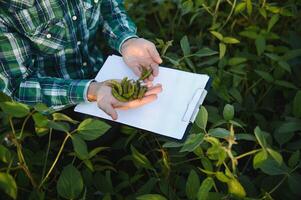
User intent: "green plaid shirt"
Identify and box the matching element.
[0,0,137,110]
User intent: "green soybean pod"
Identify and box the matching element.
[122,79,129,95]
[132,83,139,99]
[138,86,147,99]
[133,80,141,99]
[112,88,128,102]
[124,81,135,98]
[139,68,153,80]
[107,80,123,95]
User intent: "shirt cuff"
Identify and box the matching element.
[118,33,139,54]
[68,79,95,104]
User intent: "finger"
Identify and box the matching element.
[147,44,162,64]
[150,63,159,77]
[98,102,118,120]
[145,84,163,96]
[146,74,154,82]
[145,81,153,88]
[139,60,153,70]
[118,94,158,109]
[132,65,142,77]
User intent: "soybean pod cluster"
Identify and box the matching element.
[108,68,153,102]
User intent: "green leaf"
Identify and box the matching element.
[33,103,49,112]
[88,147,108,159]
[288,150,300,168]
[197,177,214,200]
[131,145,153,170]
[278,61,291,73]
[227,178,246,198]
[136,194,167,200]
[239,31,258,39]
[0,101,30,118]
[180,133,205,152]
[246,0,252,16]
[210,31,223,41]
[274,80,297,89]
[57,164,83,199]
[259,7,267,18]
[228,57,247,66]
[258,158,288,175]
[253,150,268,169]
[71,135,89,160]
[274,121,301,145]
[194,48,218,57]
[186,169,200,200]
[208,128,230,139]
[223,104,234,120]
[195,106,208,130]
[181,0,193,15]
[0,93,11,102]
[0,172,17,199]
[47,121,70,133]
[288,173,301,195]
[267,148,283,165]
[255,70,273,82]
[222,37,240,44]
[234,2,246,14]
[0,145,11,163]
[219,43,226,59]
[255,36,266,55]
[216,172,231,183]
[254,126,267,149]
[136,178,158,196]
[293,91,301,118]
[265,53,280,61]
[77,119,111,141]
[268,14,279,32]
[235,134,256,141]
[52,113,78,124]
[180,35,191,56]
[32,113,49,127]
[162,141,183,148]
[282,49,301,61]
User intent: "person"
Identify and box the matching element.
[0,0,163,120]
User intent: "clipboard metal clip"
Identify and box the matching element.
[182,88,208,123]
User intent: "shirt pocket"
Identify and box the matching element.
[12,1,69,55]
[82,0,101,31]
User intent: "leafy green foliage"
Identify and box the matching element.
[0,0,301,199]
[56,164,83,199]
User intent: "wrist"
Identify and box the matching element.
[87,81,98,102]
[120,37,138,55]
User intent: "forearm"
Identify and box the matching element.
[101,0,138,52]
[15,77,94,108]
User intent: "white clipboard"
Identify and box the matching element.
[74,55,210,140]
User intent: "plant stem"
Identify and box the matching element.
[9,117,38,188]
[18,110,35,139]
[235,149,261,160]
[39,134,70,189]
[41,128,53,180]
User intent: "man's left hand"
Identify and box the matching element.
[121,38,162,82]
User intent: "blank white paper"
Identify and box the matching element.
[74,55,209,139]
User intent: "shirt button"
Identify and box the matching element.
[77,41,81,46]
[72,15,77,21]
[83,62,87,66]
[46,33,51,39]
[94,0,99,3]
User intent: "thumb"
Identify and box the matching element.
[98,102,118,120]
[147,45,162,64]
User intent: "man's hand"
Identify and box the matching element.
[121,38,162,81]
[87,80,162,120]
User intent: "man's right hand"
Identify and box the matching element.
[87,80,162,120]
